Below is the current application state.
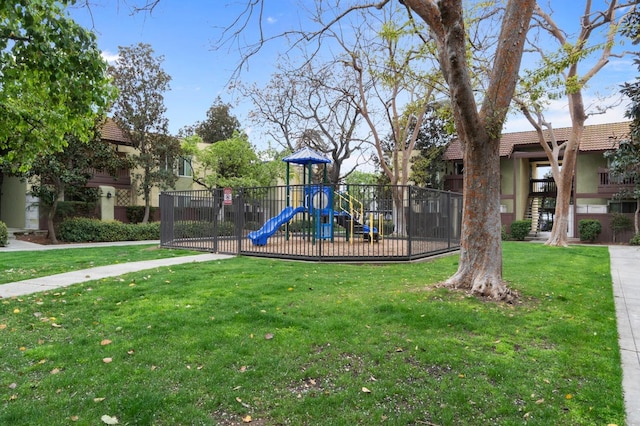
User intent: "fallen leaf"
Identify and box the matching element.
[239,366,247,373]
[50,368,61,375]
[51,323,63,328]
[13,309,20,314]
[535,399,545,404]
[70,415,79,421]
[362,387,371,393]
[101,414,119,424]
[242,415,252,423]
[127,350,135,355]
[0,324,6,330]
[9,394,18,400]
[264,333,274,340]
[19,347,26,351]
[94,397,106,402]
[8,383,17,389]
[395,348,403,352]
[102,357,113,364]
[100,339,112,346]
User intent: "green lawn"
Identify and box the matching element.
[0,245,202,284]
[0,243,624,425]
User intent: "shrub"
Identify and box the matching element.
[172,221,236,239]
[630,234,640,245]
[244,221,261,231]
[578,219,602,242]
[610,213,633,242]
[509,220,532,241]
[57,217,160,242]
[501,225,510,241]
[55,201,99,221]
[0,221,8,247]
[382,220,395,235]
[217,221,235,236]
[126,206,157,224]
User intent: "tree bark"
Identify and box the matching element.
[444,135,506,298]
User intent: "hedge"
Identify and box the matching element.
[578,219,602,242]
[509,220,532,241]
[0,220,8,247]
[57,218,160,242]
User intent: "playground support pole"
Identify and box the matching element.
[286,163,290,241]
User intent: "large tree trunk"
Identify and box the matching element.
[546,120,583,247]
[545,168,573,246]
[47,199,59,244]
[404,0,534,300]
[444,136,508,299]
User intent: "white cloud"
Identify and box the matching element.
[266,16,277,24]
[101,50,119,64]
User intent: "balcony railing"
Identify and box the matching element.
[443,175,463,193]
[598,168,635,194]
[529,178,557,195]
[88,168,131,187]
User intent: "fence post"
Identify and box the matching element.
[234,189,244,255]
[407,186,412,259]
[446,191,452,249]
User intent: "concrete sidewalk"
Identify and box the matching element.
[0,239,233,298]
[610,245,640,426]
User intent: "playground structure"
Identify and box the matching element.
[248,147,379,247]
[159,149,462,262]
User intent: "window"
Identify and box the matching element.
[609,200,638,214]
[178,156,193,177]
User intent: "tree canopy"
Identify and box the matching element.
[0,0,115,171]
[181,133,283,189]
[108,42,180,223]
[181,96,242,144]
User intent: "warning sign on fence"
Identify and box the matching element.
[223,187,233,205]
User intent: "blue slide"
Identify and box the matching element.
[248,206,306,246]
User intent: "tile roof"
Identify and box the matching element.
[100,118,131,144]
[444,121,630,161]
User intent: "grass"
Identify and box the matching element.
[0,245,202,284]
[0,242,624,425]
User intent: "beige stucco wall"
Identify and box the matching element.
[576,152,606,195]
[1,176,28,228]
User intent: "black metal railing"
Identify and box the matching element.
[160,185,462,262]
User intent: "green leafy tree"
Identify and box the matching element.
[410,105,455,189]
[195,97,241,144]
[606,26,640,236]
[21,123,132,243]
[0,0,115,171]
[181,133,282,189]
[108,43,181,223]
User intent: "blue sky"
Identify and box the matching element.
[68,1,635,144]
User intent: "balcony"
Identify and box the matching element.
[443,174,463,193]
[529,178,557,195]
[598,168,635,195]
[87,168,131,188]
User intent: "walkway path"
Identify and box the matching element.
[1,239,638,424]
[610,245,640,426]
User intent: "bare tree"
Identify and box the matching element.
[320,7,444,235]
[517,0,638,247]
[240,58,367,184]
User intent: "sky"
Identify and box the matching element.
[68,1,636,148]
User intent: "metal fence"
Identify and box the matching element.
[160,185,462,262]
